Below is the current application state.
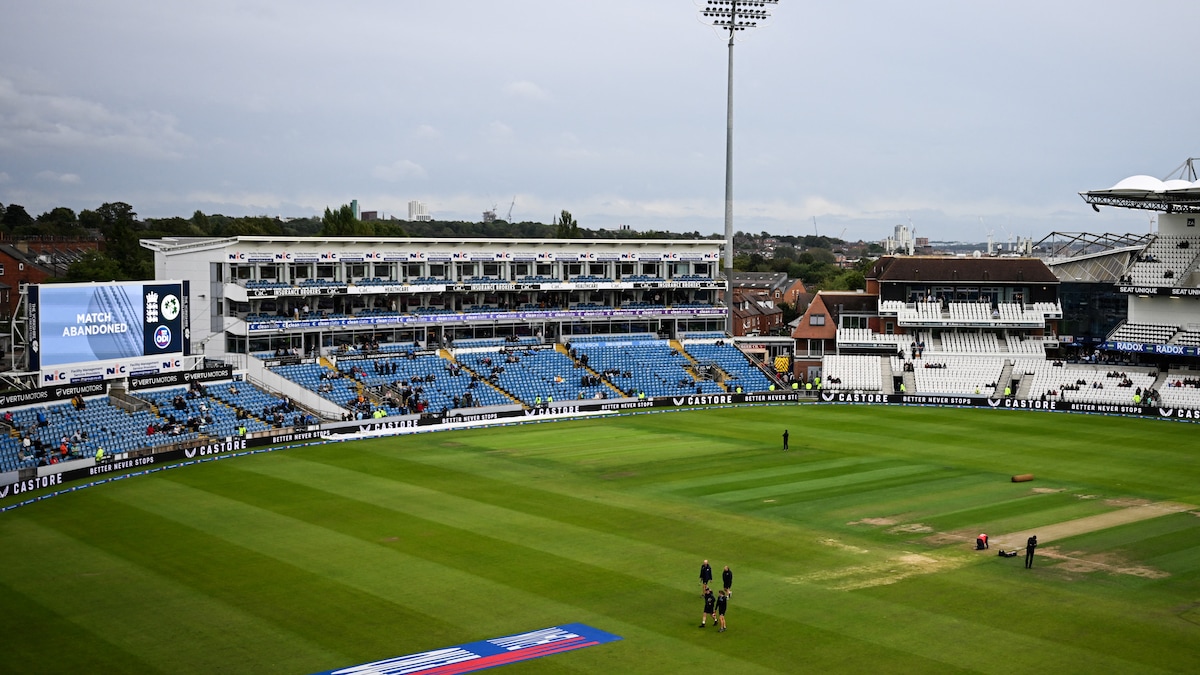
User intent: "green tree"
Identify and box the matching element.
[373,220,407,237]
[78,208,103,232]
[773,245,798,261]
[769,257,792,273]
[823,270,866,291]
[554,210,579,238]
[94,202,150,279]
[282,216,323,236]
[191,210,211,233]
[807,248,837,265]
[65,250,125,282]
[144,216,198,236]
[843,270,866,290]
[779,301,801,326]
[36,206,79,233]
[321,204,374,236]
[2,203,34,231]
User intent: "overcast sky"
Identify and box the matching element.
[2,0,1197,242]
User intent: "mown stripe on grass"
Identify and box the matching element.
[274,444,847,569]
[0,515,343,674]
[25,495,462,668]
[0,577,163,673]
[467,420,751,468]
[711,465,948,509]
[164,459,1008,673]
[660,456,894,497]
[103,477,764,675]
[825,477,1048,523]
[922,493,1119,535]
[1047,511,1200,577]
[211,454,1156,673]
[765,472,990,523]
[852,570,1184,673]
[156,461,924,673]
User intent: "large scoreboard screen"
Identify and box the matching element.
[29,281,190,384]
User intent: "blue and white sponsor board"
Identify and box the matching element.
[30,281,190,383]
[310,623,621,675]
[1101,340,1200,357]
[248,306,724,332]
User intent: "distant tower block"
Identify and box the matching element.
[408,200,432,222]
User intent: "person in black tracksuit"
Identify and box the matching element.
[700,586,716,627]
[716,589,729,632]
[700,559,713,588]
[1025,535,1038,569]
[722,565,733,597]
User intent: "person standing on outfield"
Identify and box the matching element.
[716,589,729,632]
[700,559,713,588]
[700,585,716,628]
[1025,535,1038,569]
[722,565,733,597]
[782,429,789,451]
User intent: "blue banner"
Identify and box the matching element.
[310,623,622,675]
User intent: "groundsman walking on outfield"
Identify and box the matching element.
[716,589,729,632]
[701,585,716,627]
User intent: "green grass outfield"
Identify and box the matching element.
[2,404,1199,674]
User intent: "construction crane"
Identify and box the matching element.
[506,196,515,223]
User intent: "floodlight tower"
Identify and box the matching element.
[699,0,779,336]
